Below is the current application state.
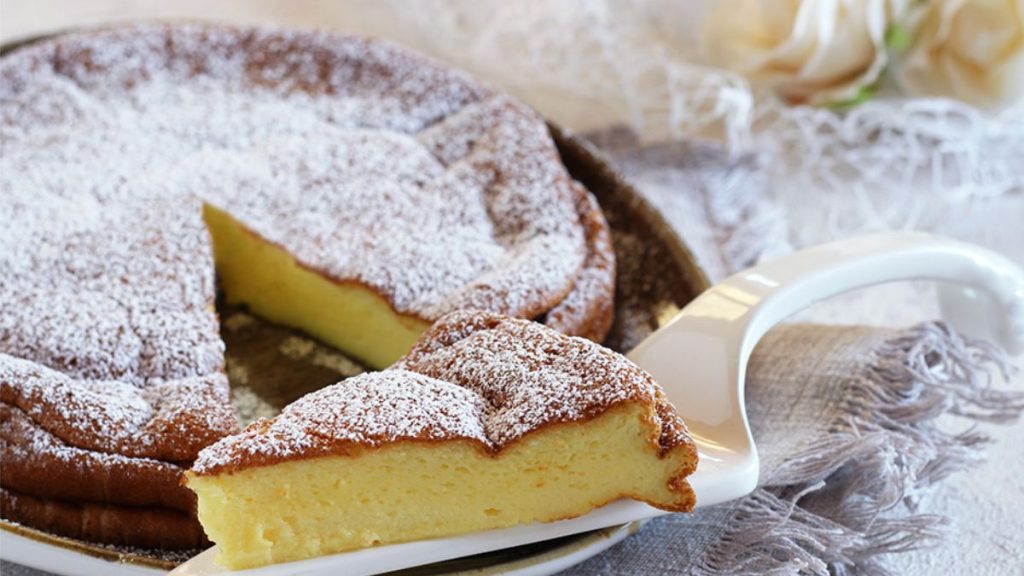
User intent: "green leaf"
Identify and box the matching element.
[885,24,912,52]
[828,84,878,110]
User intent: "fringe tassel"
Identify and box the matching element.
[700,322,1022,575]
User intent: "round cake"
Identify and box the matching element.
[0,23,615,549]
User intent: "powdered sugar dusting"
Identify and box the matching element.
[1,402,182,476]
[0,353,236,461]
[1,23,588,465]
[399,311,658,446]
[230,387,279,428]
[544,182,616,339]
[192,311,687,475]
[1,23,585,325]
[193,369,489,474]
[278,336,364,377]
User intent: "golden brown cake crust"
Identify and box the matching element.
[0,356,236,462]
[191,311,696,478]
[0,404,195,512]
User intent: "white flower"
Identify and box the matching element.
[895,0,1024,110]
[701,0,908,105]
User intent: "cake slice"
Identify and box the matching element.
[185,311,697,569]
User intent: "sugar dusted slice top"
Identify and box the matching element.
[191,311,696,475]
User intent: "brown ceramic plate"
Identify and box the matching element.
[0,28,709,575]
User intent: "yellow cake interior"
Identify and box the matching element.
[186,402,695,570]
[203,204,430,369]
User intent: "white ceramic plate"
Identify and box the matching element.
[1,521,641,576]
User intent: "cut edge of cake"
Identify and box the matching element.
[203,204,432,370]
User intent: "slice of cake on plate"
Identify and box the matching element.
[186,311,697,569]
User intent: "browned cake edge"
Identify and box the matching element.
[0,367,237,462]
[0,487,206,550]
[543,182,616,341]
[0,404,197,512]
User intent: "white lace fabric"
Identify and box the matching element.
[344,0,1023,221]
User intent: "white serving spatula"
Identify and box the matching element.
[169,231,1024,576]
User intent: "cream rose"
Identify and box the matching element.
[701,0,908,105]
[895,0,1024,109]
